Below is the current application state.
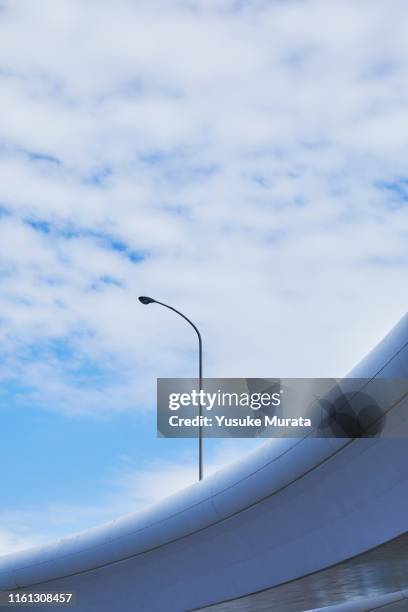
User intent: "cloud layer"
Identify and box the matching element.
[0,0,408,552]
[1,1,408,416]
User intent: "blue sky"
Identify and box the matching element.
[0,0,408,554]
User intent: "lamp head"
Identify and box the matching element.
[138,296,156,305]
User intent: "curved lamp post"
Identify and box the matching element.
[138,296,203,481]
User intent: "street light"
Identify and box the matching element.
[138,296,204,481]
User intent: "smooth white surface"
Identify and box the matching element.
[0,314,407,611]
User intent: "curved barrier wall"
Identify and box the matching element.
[308,589,408,611]
[0,314,407,611]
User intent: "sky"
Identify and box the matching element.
[0,0,408,555]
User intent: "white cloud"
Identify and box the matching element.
[0,0,407,417]
[111,438,263,506]
[0,526,47,557]
[0,0,407,548]
[0,438,263,556]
